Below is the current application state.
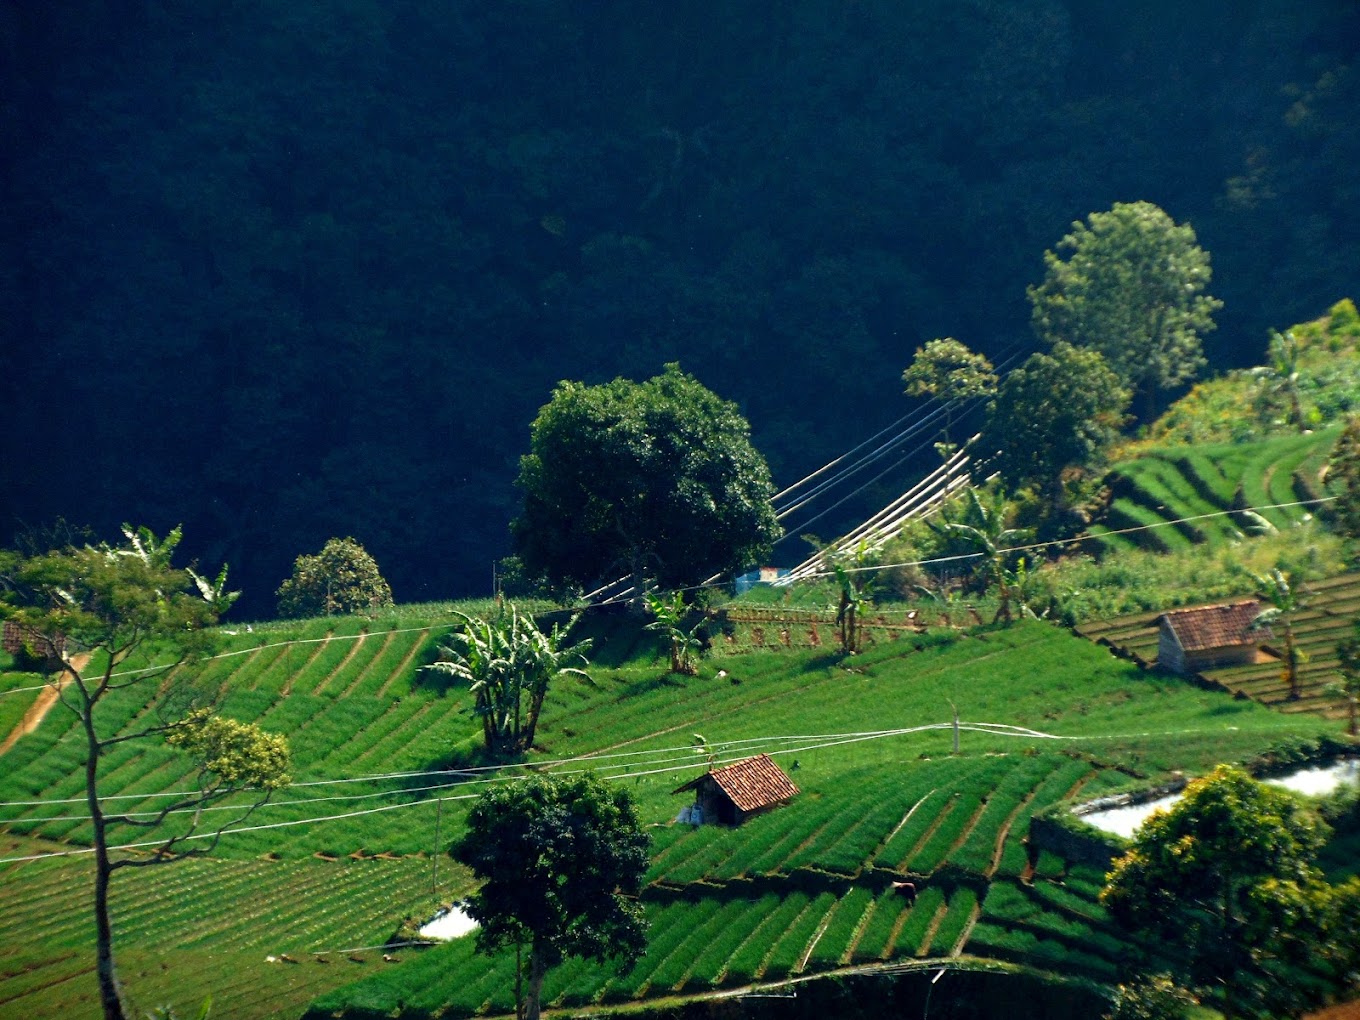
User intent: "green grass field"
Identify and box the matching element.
[1091,427,1341,557]
[0,605,1353,1019]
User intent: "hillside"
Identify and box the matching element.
[1086,300,1360,556]
[0,608,1350,1018]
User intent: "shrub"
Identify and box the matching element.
[276,537,394,618]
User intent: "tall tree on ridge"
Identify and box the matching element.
[1029,201,1221,419]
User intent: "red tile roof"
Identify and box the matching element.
[675,753,800,812]
[1158,600,1265,652]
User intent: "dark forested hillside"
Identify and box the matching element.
[2,1,1357,614]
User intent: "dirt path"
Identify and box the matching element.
[0,653,90,756]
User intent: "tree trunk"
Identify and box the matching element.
[524,939,550,1020]
[82,695,127,1020]
[1286,628,1300,700]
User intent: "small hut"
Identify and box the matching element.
[1,620,66,668]
[673,753,799,826]
[1157,600,1265,675]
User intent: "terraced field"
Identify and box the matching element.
[1076,571,1360,720]
[0,610,1346,1018]
[305,753,1120,1019]
[1086,427,1340,554]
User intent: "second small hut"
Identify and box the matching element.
[673,753,799,826]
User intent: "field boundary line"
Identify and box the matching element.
[312,635,369,697]
[882,790,935,846]
[914,901,948,957]
[796,907,835,973]
[900,794,958,869]
[986,787,1037,879]
[280,638,331,697]
[337,632,396,698]
[950,902,982,957]
[375,629,431,698]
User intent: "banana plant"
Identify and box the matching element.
[1250,568,1308,700]
[424,606,591,754]
[929,487,1032,623]
[644,590,704,674]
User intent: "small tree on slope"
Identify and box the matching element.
[454,773,649,1020]
[0,526,290,1020]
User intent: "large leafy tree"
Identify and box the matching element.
[0,526,290,1020]
[1028,201,1221,417]
[980,342,1130,504]
[275,536,393,618]
[423,606,591,757]
[454,773,649,1020]
[1101,765,1355,1020]
[512,364,781,593]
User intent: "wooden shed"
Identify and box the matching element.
[1,620,66,667]
[1157,600,1266,675]
[673,753,799,826]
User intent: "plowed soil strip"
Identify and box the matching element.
[0,654,90,757]
[374,630,430,698]
[311,636,368,697]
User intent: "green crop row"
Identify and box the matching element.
[944,754,1060,876]
[892,885,946,956]
[721,892,812,984]
[848,887,907,962]
[928,887,978,956]
[684,892,782,990]
[761,890,838,980]
[805,885,875,968]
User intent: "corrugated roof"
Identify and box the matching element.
[675,753,800,812]
[1158,600,1265,652]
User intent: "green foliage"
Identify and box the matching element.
[1248,567,1307,700]
[275,538,393,619]
[1142,300,1360,447]
[830,542,877,653]
[1328,414,1360,542]
[643,591,703,674]
[422,605,591,756]
[902,337,998,456]
[0,526,282,1020]
[1101,765,1347,1019]
[1260,328,1310,432]
[1029,202,1220,410]
[1330,625,1360,737]
[1103,974,1196,1020]
[512,364,780,593]
[928,485,1032,622]
[454,772,649,1020]
[982,341,1130,503]
[165,712,290,791]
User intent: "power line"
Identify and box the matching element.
[0,723,1074,862]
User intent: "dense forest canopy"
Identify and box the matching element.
[2,1,1357,615]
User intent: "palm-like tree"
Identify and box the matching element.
[425,606,592,754]
[644,590,704,674]
[1261,329,1309,433]
[930,487,1032,624]
[831,560,876,654]
[1250,568,1308,701]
